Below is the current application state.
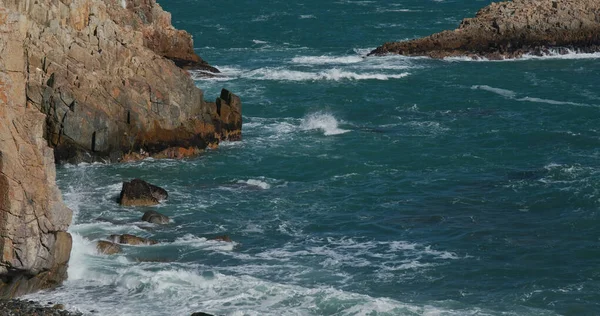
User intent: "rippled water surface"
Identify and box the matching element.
[27,0,600,315]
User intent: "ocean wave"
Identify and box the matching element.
[246,67,410,81]
[300,112,350,136]
[472,85,597,107]
[26,264,517,316]
[237,179,271,190]
[165,234,236,252]
[193,64,410,82]
[445,49,600,62]
[291,55,364,65]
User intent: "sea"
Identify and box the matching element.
[25,0,600,315]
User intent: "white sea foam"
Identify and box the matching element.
[170,234,236,251]
[445,49,600,62]
[237,179,271,189]
[27,266,509,316]
[291,55,364,65]
[471,85,517,98]
[245,67,410,81]
[472,85,597,107]
[520,49,600,60]
[300,112,350,136]
[252,39,268,44]
[299,14,316,19]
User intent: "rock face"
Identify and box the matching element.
[0,7,72,298]
[369,0,600,59]
[141,210,169,224]
[1,0,242,164]
[118,179,167,206]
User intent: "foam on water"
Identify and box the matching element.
[170,234,236,251]
[472,85,597,107]
[291,55,364,65]
[471,85,517,98]
[300,112,350,136]
[245,67,410,81]
[237,179,271,189]
[27,265,518,316]
[445,49,600,62]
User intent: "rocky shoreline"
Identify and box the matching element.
[1,0,241,300]
[369,0,600,60]
[0,299,83,316]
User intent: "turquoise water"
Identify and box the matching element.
[28,1,600,315]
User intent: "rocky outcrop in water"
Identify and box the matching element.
[119,179,167,206]
[141,210,169,224]
[109,234,158,245]
[96,241,122,255]
[1,0,242,164]
[369,0,600,59]
[0,7,72,298]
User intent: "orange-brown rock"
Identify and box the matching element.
[0,6,72,298]
[369,0,600,59]
[0,0,241,164]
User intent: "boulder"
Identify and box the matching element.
[369,0,600,59]
[118,179,168,206]
[96,241,122,255]
[109,234,158,245]
[141,211,170,225]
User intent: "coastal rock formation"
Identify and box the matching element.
[0,7,72,298]
[141,210,169,224]
[1,0,242,164]
[109,234,157,245]
[369,0,600,59]
[1,0,242,298]
[118,179,167,206]
[96,241,121,255]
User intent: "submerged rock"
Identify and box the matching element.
[210,235,233,243]
[118,179,168,206]
[141,210,170,224]
[109,234,158,245]
[369,0,600,59]
[96,241,122,255]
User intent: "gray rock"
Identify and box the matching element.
[142,211,170,224]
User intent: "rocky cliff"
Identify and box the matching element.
[369,0,600,59]
[2,0,241,163]
[0,7,72,297]
[0,0,242,297]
